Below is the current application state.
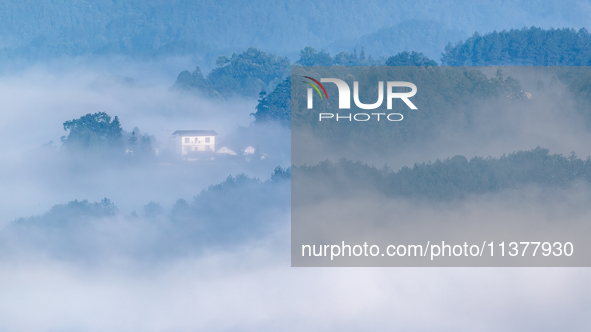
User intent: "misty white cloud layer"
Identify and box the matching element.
[0,62,255,154]
[1,185,591,331]
[0,220,590,332]
[1,60,590,332]
[0,62,290,226]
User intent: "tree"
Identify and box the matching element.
[295,147,591,201]
[252,77,291,127]
[171,66,217,97]
[215,55,230,67]
[138,135,154,157]
[441,27,591,66]
[61,112,123,150]
[296,47,333,66]
[173,47,289,98]
[129,131,137,147]
[385,51,438,66]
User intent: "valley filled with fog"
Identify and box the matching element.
[0,63,290,226]
[1,2,591,330]
[0,56,589,331]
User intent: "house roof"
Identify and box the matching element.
[172,130,218,136]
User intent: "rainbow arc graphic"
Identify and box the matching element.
[303,76,328,100]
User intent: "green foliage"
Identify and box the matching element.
[441,27,591,66]
[143,201,164,218]
[216,55,230,67]
[296,148,591,200]
[13,198,118,227]
[296,46,384,66]
[172,67,216,97]
[296,47,334,66]
[253,45,393,127]
[173,47,290,98]
[207,48,290,97]
[206,173,262,192]
[138,135,154,156]
[336,19,466,61]
[270,166,291,181]
[252,77,291,127]
[167,168,291,244]
[332,48,385,66]
[386,51,437,66]
[61,112,123,150]
[0,198,118,260]
[124,127,156,159]
[0,165,292,258]
[3,0,588,66]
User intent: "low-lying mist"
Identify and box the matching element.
[0,169,291,263]
[1,185,591,331]
[0,62,290,226]
[2,60,591,331]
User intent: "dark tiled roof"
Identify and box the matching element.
[172,130,218,136]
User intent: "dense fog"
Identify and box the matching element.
[1,1,591,329]
[0,63,290,228]
[0,60,589,330]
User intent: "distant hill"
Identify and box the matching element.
[326,20,467,63]
[296,147,591,201]
[442,27,591,66]
[0,168,291,260]
[0,0,589,65]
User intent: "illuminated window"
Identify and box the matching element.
[205,137,210,143]
[184,137,189,143]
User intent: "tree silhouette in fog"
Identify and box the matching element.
[61,112,123,150]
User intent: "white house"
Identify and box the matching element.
[172,130,218,156]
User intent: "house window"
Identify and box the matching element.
[184,137,189,143]
[205,137,210,143]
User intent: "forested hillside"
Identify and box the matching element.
[327,19,467,62]
[172,48,289,98]
[234,48,440,125]
[5,145,591,259]
[0,168,291,260]
[0,0,588,65]
[252,78,291,127]
[248,27,591,128]
[442,27,591,66]
[297,147,591,200]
